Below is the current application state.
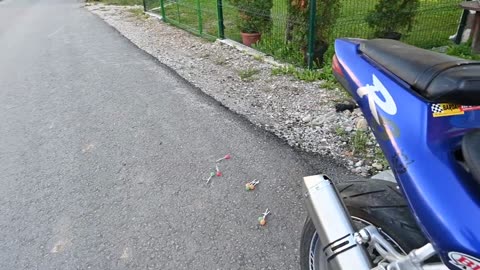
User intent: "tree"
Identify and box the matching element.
[366,0,420,40]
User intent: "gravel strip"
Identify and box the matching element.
[86,4,386,176]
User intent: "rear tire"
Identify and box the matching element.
[300,179,428,270]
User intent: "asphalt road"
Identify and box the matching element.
[0,0,355,269]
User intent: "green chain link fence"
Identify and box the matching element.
[144,0,466,68]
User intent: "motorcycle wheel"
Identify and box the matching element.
[300,179,428,270]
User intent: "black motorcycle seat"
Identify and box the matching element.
[359,39,480,105]
[462,130,480,184]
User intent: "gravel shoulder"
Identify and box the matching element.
[86,4,385,176]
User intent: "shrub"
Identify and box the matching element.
[229,0,273,33]
[365,0,419,39]
[286,0,340,66]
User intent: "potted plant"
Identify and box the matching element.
[229,0,273,46]
[365,0,419,40]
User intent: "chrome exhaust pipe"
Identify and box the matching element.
[303,175,372,270]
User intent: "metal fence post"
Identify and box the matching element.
[307,0,317,69]
[142,0,147,12]
[196,0,203,35]
[160,0,167,22]
[455,0,472,45]
[216,0,225,39]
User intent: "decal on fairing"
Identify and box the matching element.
[449,252,480,270]
[431,103,464,117]
[431,104,480,117]
[357,74,397,124]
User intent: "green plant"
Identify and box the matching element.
[271,65,322,81]
[317,58,340,89]
[374,146,389,169]
[228,0,273,33]
[296,69,323,82]
[314,0,341,51]
[335,125,346,137]
[351,130,369,156]
[127,8,149,19]
[446,41,480,60]
[285,0,340,66]
[365,0,419,39]
[271,65,295,76]
[238,68,260,80]
[86,0,143,5]
[254,36,305,66]
[253,54,264,62]
[213,56,228,65]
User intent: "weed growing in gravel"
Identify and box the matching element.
[87,0,142,5]
[271,65,296,76]
[335,126,347,137]
[351,130,369,156]
[238,68,260,81]
[253,36,305,66]
[127,8,149,19]
[213,57,227,65]
[299,69,325,82]
[271,65,324,82]
[374,146,389,169]
[321,80,338,90]
[253,55,264,62]
[446,41,480,60]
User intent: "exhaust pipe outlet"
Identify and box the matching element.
[303,175,372,270]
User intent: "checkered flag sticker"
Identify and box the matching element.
[431,104,443,113]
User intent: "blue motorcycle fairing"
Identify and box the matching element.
[334,38,480,269]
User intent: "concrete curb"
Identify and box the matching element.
[217,39,286,67]
[142,10,285,68]
[145,11,162,21]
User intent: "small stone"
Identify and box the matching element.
[355,118,368,131]
[345,127,353,132]
[311,117,323,126]
[372,163,383,170]
[355,160,364,167]
[302,115,312,123]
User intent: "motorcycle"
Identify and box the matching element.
[300,38,480,270]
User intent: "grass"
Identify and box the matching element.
[213,56,228,65]
[271,61,340,89]
[238,68,260,81]
[333,0,461,48]
[252,54,264,62]
[254,36,305,66]
[446,41,480,60]
[147,0,461,65]
[374,146,389,169]
[271,65,324,82]
[351,130,369,156]
[127,7,149,19]
[335,126,347,137]
[159,0,230,39]
[87,0,143,5]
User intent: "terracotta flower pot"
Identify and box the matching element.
[241,32,262,47]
